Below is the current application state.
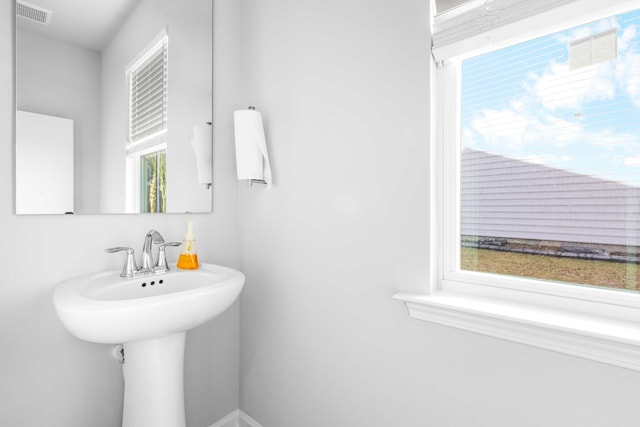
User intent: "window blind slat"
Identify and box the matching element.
[129,37,168,142]
[130,92,166,115]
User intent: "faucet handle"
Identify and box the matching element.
[105,247,138,278]
[154,242,182,273]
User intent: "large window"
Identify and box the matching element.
[126,31,168,213]
[395,0,640,372]
[459,8,640,292]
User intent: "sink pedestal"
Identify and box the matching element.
[53,263,245,427]
[122,332,186,427]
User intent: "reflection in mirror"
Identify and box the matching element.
[15,0,213,214]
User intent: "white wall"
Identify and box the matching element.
[1,0,241,425]
[16,28,101,213]
[233,0,640,426]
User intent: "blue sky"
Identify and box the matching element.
[461,7,640,185]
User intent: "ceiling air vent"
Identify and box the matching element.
[16,1,52,25]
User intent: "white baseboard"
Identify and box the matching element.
[238,410,263,427]
[210,410,239,427]
[210,409,263,427]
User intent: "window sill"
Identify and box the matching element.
[394,290,640,371]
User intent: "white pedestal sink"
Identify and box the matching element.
[53,263,245,427]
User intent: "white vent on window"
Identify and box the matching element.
[16,1,52,25]
[570,28,617,70]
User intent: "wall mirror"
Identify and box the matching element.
[15,0,213,214]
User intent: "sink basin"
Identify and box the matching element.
[52,262,245,427]
[53,263,244,344]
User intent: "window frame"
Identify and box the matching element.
[126,142,167,214]
[395,0,640,372]
[124,30,169,214]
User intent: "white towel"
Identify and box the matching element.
[191,123,212,186]
[234,109,272,189]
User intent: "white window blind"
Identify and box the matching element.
[129,36,168,143]
[432,0,634,61]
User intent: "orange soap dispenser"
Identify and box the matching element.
[177,220,199,269]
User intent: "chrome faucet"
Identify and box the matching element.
[140,229,165,272]
[106,230,181,277]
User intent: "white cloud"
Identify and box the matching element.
[468,105,637,153]
[615,25,640,108]
[522,154,573,166]
[471,108,532,148]
[624,64,640,108]
[533,61,615,111]
[624,156,640,167]
[461,127,477,147]
[618,24,637,52]
[469,102,590,150]
[589,128,639,151]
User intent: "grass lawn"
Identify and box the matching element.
[461,247,640,291]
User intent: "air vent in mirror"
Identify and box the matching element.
[16,1,52,25]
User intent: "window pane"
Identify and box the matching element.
[460,8,640,291]
[140,150,166,213]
